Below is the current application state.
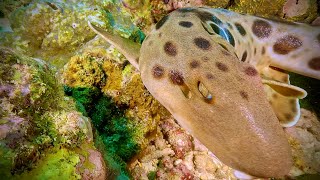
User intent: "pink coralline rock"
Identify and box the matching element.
[161,119,193,159]
[312,17,320,26]
[0,115,29,150]
[129,118,236,179]
[78,149,107,180]
[163,0,203,11]
[283,0,309,18]
[285,109,320,176]
[282,0,318,22]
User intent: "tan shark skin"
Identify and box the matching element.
[88,7,320,178]
[138,11,292,178]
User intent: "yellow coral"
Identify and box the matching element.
[101,59,123,95]
[120,73,170,145]
[229,0,287,18]
[63,54,105,88]
[98,58,169,146]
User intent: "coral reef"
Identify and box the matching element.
[0,0,108,68]
[1,0,319,179]
[228,0,318,23]
[0,47,105,179]
[229,0,287,17]
[62,51,170,178]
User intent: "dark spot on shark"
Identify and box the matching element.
[179,21,193,28]
[252,20,272,38]
[244,66,258,76]
[273,35,302,55]
[239,91,249,100]
[235,23,246,36]
[156,15,169,30]
[308,57,320,70]
[152,65,165,78]
[190,60,200,68]
[169,70,184,85]
[206,73,214,79]
[215,62,228,72]
[164,41,177,56]
[194,37,211,50]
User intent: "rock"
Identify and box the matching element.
[285,109,320,176]
[282,0,318,23]
[0,47,103,179]
[129,118,236,179]
[78,149,107,180]
[312,17,320,26]
[283,0,310,18]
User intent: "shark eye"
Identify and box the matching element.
[198,81,214,104]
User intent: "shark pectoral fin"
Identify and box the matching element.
[261,66,289,83]
[264,85,301,127]
[88,21,141,70]
[262,79,307,99]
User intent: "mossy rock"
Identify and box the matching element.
[0,47,93,177]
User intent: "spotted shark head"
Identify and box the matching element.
[88,7,319,178]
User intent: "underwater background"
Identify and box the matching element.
[0,0,319,179]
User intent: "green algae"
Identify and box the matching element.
[0,143,15,178]
[64,86,139,179]
[14,147,81,180]
[147,171,156,180]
